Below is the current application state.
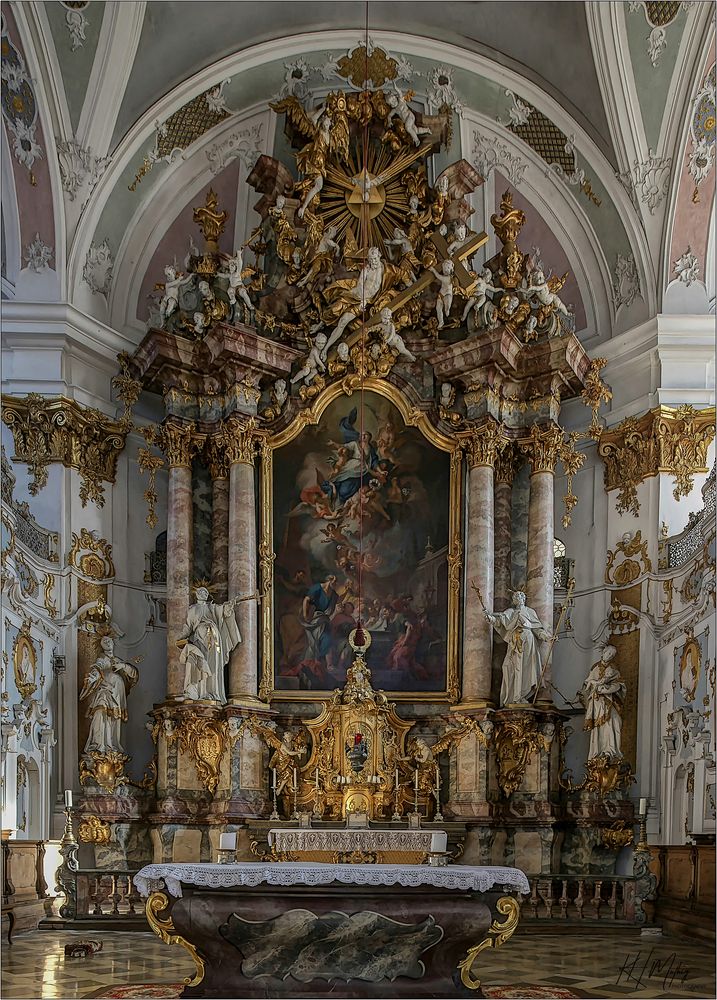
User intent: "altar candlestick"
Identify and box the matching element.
[64,789,73,808]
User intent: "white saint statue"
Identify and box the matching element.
[80,636,139,756]
[177,586,242,703]
[579,645,626,759]
[485,591,551,706]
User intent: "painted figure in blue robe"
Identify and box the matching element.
[322,406,379,505]
[301,574,339,660]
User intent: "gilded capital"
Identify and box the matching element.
[463,420,506,469]
[520,423,563,474]
[144,421,200,468]
[494,442,520,485]
[1,394,127,507]
[598,405,715,515]
[223,416,260,467]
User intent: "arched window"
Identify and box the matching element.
[553,537,572,589]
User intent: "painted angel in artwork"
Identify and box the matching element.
[270,96,349,219]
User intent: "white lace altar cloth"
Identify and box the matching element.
[267,828,447,854]
[134,861,529,900]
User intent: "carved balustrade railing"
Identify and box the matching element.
[74,869,146,920]
[660,467,716,569]
[515,874,638,922]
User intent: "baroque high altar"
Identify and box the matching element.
[73,67,632,873]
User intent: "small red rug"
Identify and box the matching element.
[86,984,585,999]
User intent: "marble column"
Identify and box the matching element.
[225,419,261,704]
[522,423,562,701]
[208,443,229,604]
[492,444,518,697]
[461,421,505,707]
[162,422,197,699]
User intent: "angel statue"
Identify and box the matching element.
[248,720,307,796]
[370,307,416,361]
[296,224,340,288]
[80,636,139,756]
[578,645,626,759]
[485,591,551,706]
[216,249,254,318]
[386,87,431,147]
[461,267,499,324]
[429,260,455,329]
[176,586,242,703]
[159,264,194,326]
[270,96,349,220]
[523,269,570,324]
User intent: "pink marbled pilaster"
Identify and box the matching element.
[228,460,258,701]
[166,465,193,698]
[462,464,494,704]
[526,470,554,697]
[492,478,513,696]
[211,477,229,603]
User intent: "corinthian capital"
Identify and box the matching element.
[463,420,507,468]
[144,420,200,468]
[520,423,564,474]
[222,415,260,467]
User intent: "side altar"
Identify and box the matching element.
[135,859,529,999]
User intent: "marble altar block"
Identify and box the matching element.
[135,861,529,999]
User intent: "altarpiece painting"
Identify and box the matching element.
[263,385,460,698]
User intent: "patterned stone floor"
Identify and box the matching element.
[1,928,714,999]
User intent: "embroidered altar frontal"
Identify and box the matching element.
[136,862,529,999]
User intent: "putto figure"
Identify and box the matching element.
[80,637,139,755]
[579,645,626,759]
[177,586,242,703]
[485,591,551,706]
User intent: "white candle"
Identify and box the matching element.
[272,768,277,789]
[219,832,236,850]
[435,764,440,789]
[64,789,73,808]
[293,767,297,788]
[639,797,648,816]
[414,769,419,791]
[315,768,319,789]
[395,768,399,788]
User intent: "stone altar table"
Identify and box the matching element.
[135,861,529,998]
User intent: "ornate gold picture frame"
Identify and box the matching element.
[259,378,462,702]
[12,627,37,700]
[679,635,701,703]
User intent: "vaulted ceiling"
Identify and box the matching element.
[2,1,714,344]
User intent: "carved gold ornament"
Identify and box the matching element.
[560,752,634,797]
[12,625,37,700]
[580,357,612,439]
[601,820,633,852]
[598,405,715,516]
[520,422,564,474]
[68,529,115,580]
[78,815,112,845]
[146,891,205,986]
[493,711,551,797]
[1,394,128,507]
[458,896,521,991]
[678,634,702,703]
[42,573,58,619]
[111,352,142,427]
[137,448,165,529]
[80,750,129,793]
[605,530,652,585]
[166,717,228,795]
[462,420,507,468]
